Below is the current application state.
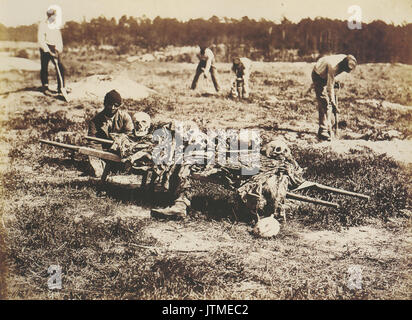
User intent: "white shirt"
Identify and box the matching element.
[313,54,347,105]
[313,54,347,78]
[232,57,252,83]
[240,57,252,70]
[38,20,63,52]
[233,57,252,75]
[197,48,215,73]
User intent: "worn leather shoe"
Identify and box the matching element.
[151,200,188,219]
[317,129,331,141]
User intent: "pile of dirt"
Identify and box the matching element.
[68,74,157,101]
[0,57,40,72]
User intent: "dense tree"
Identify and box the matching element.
[1,16,411,63]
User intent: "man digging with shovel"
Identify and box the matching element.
[191,43,220,93]
[38,7,69,101]
[311,54,357,141]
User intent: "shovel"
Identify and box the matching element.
[333,96,339,139]
[52,56,69,102]
[332,83,340,139]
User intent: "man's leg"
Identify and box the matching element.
[230,80,238,98]
[151,194,191,218]
[51,55,65,92]
[312,71,331,140]
[87,142,106,178]
[151,165,192,218]
[40,49,50,91]
[242,74,250,98]
[319,89,334,140]
[88,156,106,178]
[210,65,220,92]
[191,64,203,90]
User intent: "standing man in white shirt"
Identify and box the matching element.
[230,57,252,99]
[37,7,65,95]
[191,44,220,92]
[312,54,357,141]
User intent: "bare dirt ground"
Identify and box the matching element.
[0,48,411,299]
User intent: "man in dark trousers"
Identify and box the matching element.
[312,54,357,141]
[37,7,66,94]
[191,44,220,92]
[230,57,252,99]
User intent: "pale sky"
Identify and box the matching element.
[0,0,411,26]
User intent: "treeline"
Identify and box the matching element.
[0,23,38,42]
[1,16,411,63]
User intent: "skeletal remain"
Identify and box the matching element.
[252,214,280,238]
[132,112,151,137]
[264,139,291,159]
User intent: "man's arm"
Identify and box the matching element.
[203,49,213,74]
[49,30,63,57]
[55,29,63,53]
[37,22,49,52]
[326,64,336,108]
[122,113,135,135]
[242,58,252,79]
[87,118,101,148]
[231,64,239,83]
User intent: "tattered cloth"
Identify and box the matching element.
[230,156,304,216]
[107,130,305,216]
[108,130,216,193]
[109,132,154,158]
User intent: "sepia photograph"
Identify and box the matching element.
[0,0,411,302]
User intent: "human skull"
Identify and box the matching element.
[265,139,291,159]
[252,215,280,238]
[181,121,200,143]
[132,112,151,137]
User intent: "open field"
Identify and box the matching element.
[0,46,411,299]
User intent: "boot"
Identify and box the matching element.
[317,128,331,141]
[151,197,190,219]
[42,85,53,96]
